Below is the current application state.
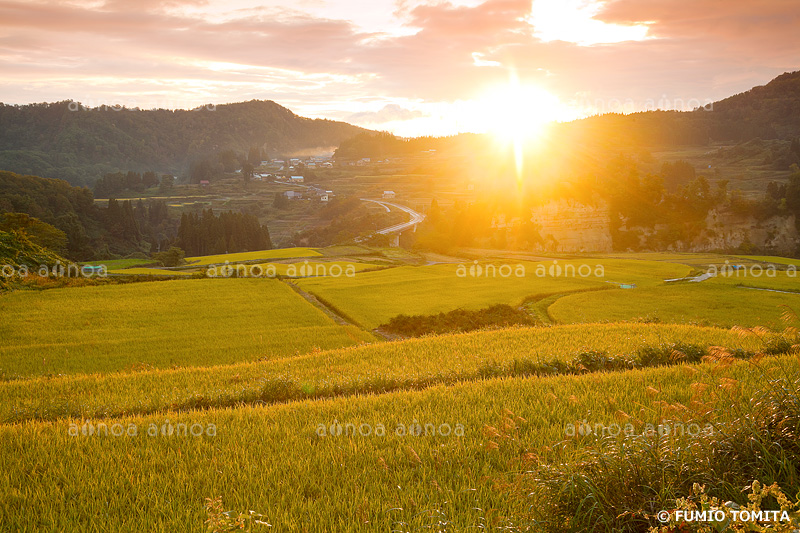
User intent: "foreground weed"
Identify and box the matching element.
[651,481,800,532]
[205,497,271,532]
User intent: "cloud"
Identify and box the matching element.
[0,0,797,135]
[345,103,426,125]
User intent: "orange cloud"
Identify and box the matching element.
[0,0,796,134]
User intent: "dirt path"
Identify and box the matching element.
[282,280,352,326]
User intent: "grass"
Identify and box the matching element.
[257,260,382,277]
[108,267,194,276]
[318,245,376,257]
[0,323,766,423]
[296,259,689,329]
[82,258,156,269]
[0,278,373,378]
[708,269,800,292]
[733,255,800,267]
[549,282,800,328]
[4,251,800,532]
[1,354,795,532]
[184,247,322,266]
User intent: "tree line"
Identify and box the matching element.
[176,209,272,257]
[94,171,174,198]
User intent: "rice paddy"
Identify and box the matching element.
[0,278,373,378]
[3,248,800,531]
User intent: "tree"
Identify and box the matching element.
[661,160,696,191]
[189,157,222,184]
[428,198,441,223]
[0,213,68,254]
[153,246,185,267]
[273,192,289,209]
[241,162,254,186]
[219,150,239,173]
[142,170,158,189]
[247,146,262,166]
[159,174,174,192]
[785,168,800,214]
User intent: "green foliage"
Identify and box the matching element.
[204,497,270,532]
[652,481,800,533]
[292,199,404,247]
[176,209,271,256]
[152,246,185,267]
[0,100,365,185]
[0,170,98,257]
[0,212,67,254]
[94,170,161,197]
[0,170,175,259]
[527,372,800,532]
[0,229,67,271]
[380,304,538,337]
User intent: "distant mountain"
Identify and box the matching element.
[704,70,800,141]
[0,100,367,186]
[335,71,800,162]
[558,70,800,148]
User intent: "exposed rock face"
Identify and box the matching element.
[693,210,799,256]
[530,200,613,252]
[529,200,799,254]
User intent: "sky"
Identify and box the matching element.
[0,0,798,137]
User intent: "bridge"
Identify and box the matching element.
[359,199,426,246]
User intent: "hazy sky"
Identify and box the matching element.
[0,0,797,136]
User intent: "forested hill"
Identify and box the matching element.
[556,70,800,148]
[336,71,800,160]
[0,100,367,186]
[706,70,800,140]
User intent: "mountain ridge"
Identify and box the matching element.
[0,99,368,186]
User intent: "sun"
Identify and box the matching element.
[485,85,558,140]
[470,75,566,177]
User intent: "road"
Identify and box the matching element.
[361,199,426,235]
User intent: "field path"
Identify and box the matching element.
[284,280,358,326]
[284,280,395,340]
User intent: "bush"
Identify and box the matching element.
[523,372,800,532]
[152,246,185,267]
[379,304,539,337]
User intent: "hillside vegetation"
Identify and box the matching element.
[0,100,366,185]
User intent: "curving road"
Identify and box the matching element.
[361,199,425,235]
